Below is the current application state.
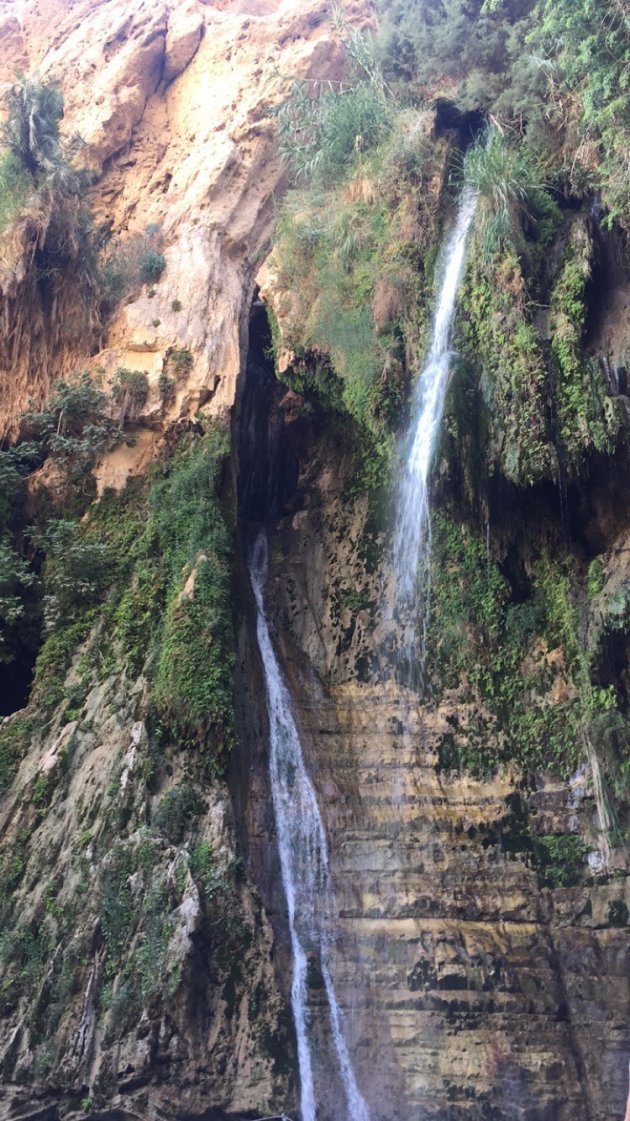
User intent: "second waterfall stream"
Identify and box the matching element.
[249,532,370,1121]
[389,185,477,683]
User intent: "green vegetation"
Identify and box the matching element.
[111,368,149,426]
[0,150,30,235]
[0,716,37,796]
[532,0,630,226]
[376,0,630,227]
[22,371,125,484]
[0,541,36,662]
[100,225,165,313]
[10,423,235,760]
[138,250,166,284]
[376,0,539,120]
[0,77,94,249]
[269,0,628,496]
[429,512,620,783]
[272,111,436,435]
[153,783,202,843]
[277,77,391,186]
[0,361,233,776]
[158,371,176,407]
[534,833,589,888]
[98,839,181,1008]
[456,251,551,486]
[549,227,623,464]
[463,130,548,260]
[167,347,194,377]
[111,427,234,756]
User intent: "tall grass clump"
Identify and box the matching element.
[276,78,391,187]
[464,131,539,259]
[1,77,96,266]
[0,151,31,235]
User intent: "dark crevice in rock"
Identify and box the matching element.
[236,294,299,525]
[0,653,35,717]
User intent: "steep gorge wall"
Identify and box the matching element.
[0,1,629,1119]
[0,3,370,1118]
[233,296,630,1120]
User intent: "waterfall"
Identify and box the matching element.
[389,187,477,683]
[582,728,613,869]
[249,531,370,1121]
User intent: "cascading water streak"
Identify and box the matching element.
[389,186,477,682]
[249,531,370,1121]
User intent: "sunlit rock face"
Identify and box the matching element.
[0,0,369,446]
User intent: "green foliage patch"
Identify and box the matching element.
[534,833,590,888]
[110,427,235,758]
[429,511,620,783]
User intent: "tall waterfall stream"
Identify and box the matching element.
[389,186,478,685]
[249,532,370,1121]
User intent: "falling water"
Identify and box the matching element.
[249,531,370,1121]
[582,728,613,869]
[389,186,477,683]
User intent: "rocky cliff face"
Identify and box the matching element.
[234,315,630,1121]
[0,0,365,447]
[0,1,629,1120]
[0,2,364,1117]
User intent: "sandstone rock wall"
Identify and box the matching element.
[0,0,368,449]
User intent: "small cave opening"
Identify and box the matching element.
[0,550,41,718]
[434,101,485,148]
[583,218,630,357]
[0,647,37,717]
[236,293,300,524]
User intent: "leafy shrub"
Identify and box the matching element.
[167,348,193,377]
[31,617,94,713]
[0,444,41,536]
[23,371,124,480]
[158,372,176,407]
[138,251,166,284]
[153,783,202,843]
[111,368,149,425]
[530,0,630,225]
[39,519,111,633]
[100,226,164,313]
[0,542,36,662]
[377,0,630,227]
[534,833,589,888]
[189,840,216,897]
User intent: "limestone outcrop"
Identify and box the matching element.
[0,0,368,446]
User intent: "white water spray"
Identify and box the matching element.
[249,531,370,1121]
[389,187,477,681]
